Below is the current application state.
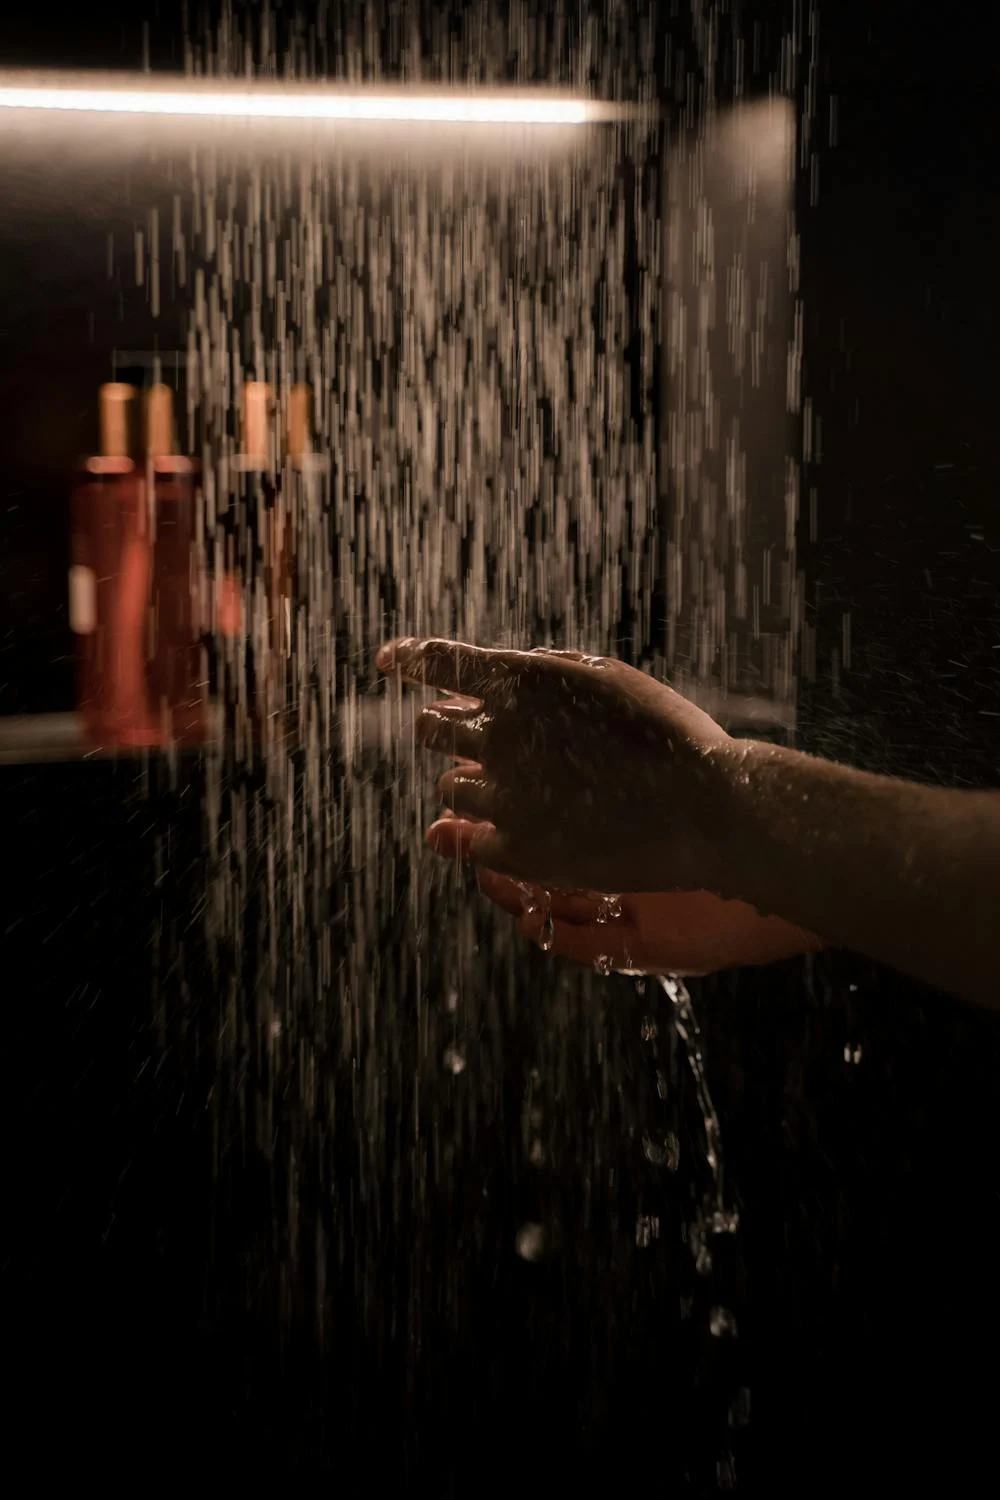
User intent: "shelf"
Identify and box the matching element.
[0,712,99,765]
[0,691,795,766]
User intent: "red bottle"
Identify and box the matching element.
[145,384,212,747]
[70,383,162,749]
[205,382,309,754]
[227,381,295,750]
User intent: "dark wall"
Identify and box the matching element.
[799,3,1000,782]
[781,11,1000,1482]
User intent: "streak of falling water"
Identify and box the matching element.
[658,974,740,1242]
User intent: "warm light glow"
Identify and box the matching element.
[0,81,605,127]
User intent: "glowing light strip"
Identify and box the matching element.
[0,83,600,126]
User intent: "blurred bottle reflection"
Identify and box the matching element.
[218,380,307,752]
[219,380,275,756]
[68,378,321,755]
[70,383,161,748]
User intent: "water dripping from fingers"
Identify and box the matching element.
[594,892,622,925]
[658,974,739,1237]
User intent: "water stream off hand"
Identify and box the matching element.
[132,1,817,1486]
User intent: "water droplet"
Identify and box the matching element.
[528,1138,545,1166]
[695,1243,713,1277]
[446,988,459,1014]
[515,1222,546,1262]
[728,1388,752,1429]
[708,1208,741,1235]
[634,976,646,996]
[640,1016,658,1042]
[538,913,555,952]
[710,1306,738,1338]
[717,1453,738,1490]
[642,1131,679,1170]
[594,953,614,976]
[655,1067,668,1100]
[635,1214,660,1248]
[268,1018,282,1040]
[443,1046,466,1076]
[515,881,535,912]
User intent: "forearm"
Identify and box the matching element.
[706,741,1000,1008]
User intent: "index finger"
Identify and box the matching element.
[376,637,519,696]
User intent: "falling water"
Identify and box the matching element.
[126,0,819,1485]
[180,0,662,1348]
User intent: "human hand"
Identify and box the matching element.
[429,815,823,976]
[375,637,734,894]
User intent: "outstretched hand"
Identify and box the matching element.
[376,637,734,895]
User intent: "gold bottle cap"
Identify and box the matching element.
[145,383,175,457]
[99,382,136,459]
[242,381,273,467]
[286,385,312,462]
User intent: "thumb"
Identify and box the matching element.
[425,816,521,880]
[426,816,477,861]
[465,822,521,878]
[425,816,521,876]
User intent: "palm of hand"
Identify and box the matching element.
[476,867,821,976]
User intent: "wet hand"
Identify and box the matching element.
[480,871,822,976]
[427,815,822,975]
[376,636,733,894]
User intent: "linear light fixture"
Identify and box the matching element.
[0,71,629,126]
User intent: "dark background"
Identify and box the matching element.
[1,3,998,1492]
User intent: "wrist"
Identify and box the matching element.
[694,737,784,904]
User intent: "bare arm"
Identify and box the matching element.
[708,741,1000,1009]
[377,638,998,1009]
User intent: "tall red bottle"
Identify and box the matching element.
[214,381,278,755]
[70,383,161,748]
[145,383,211,747]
